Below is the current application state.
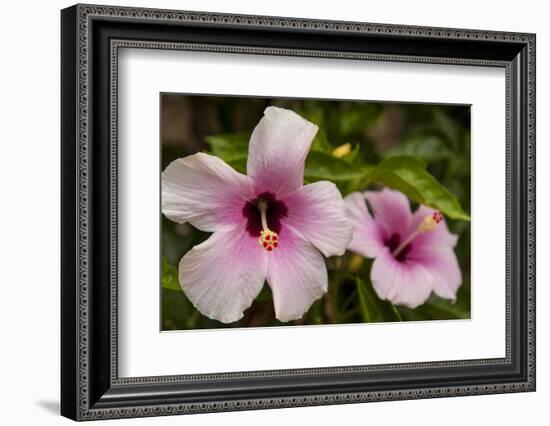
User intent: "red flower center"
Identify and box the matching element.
[385,233,412,262]
[242,192,288,237]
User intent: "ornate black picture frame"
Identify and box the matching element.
[61,4,536,421]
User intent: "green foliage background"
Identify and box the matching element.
[161,95,471,330]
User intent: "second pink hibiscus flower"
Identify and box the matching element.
[345,188,462,308]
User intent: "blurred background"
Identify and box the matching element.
[161,94,471,330]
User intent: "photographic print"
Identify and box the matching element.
[161,95,471,330]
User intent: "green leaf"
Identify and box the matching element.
[366,156,470,221]
[421,301,470,320]
[162,257,181,291]
[205,133,249,162]
[226,157,247,174]
[397,296,470,321]
[310,128,333,153]
[384,134,453,162]
[162,288,198,330]
[304,151,365,182]
[433,110,461,148]
[346,143,361,164]
[356,275,401,323]
[340,110,365,136]
[255,285,273,302]
[339,104,383,137]
[304,298,324,325]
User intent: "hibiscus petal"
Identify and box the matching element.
[364,188,412,238]
[370,248,433,309]
[344,192,388,258]
[283,181,352,257]
[266,227,328,322]
[411,246,462,301]
[162,153,253,232]
[178,230,267,323]
[408,205,458,249]
[247,106,318,196]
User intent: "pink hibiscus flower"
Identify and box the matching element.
[162,106,352,323]
[345,188,462,308]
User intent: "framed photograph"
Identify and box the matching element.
[61,4,536,421]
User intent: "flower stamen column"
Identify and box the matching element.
[392,210,443,257]
[258,200,279,251]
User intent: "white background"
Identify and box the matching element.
[119,50,505,376]
[0,0,547,425]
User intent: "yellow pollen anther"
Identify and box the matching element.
[259,229,279,252]
[419,210,443,232]
[419,216,438,232]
